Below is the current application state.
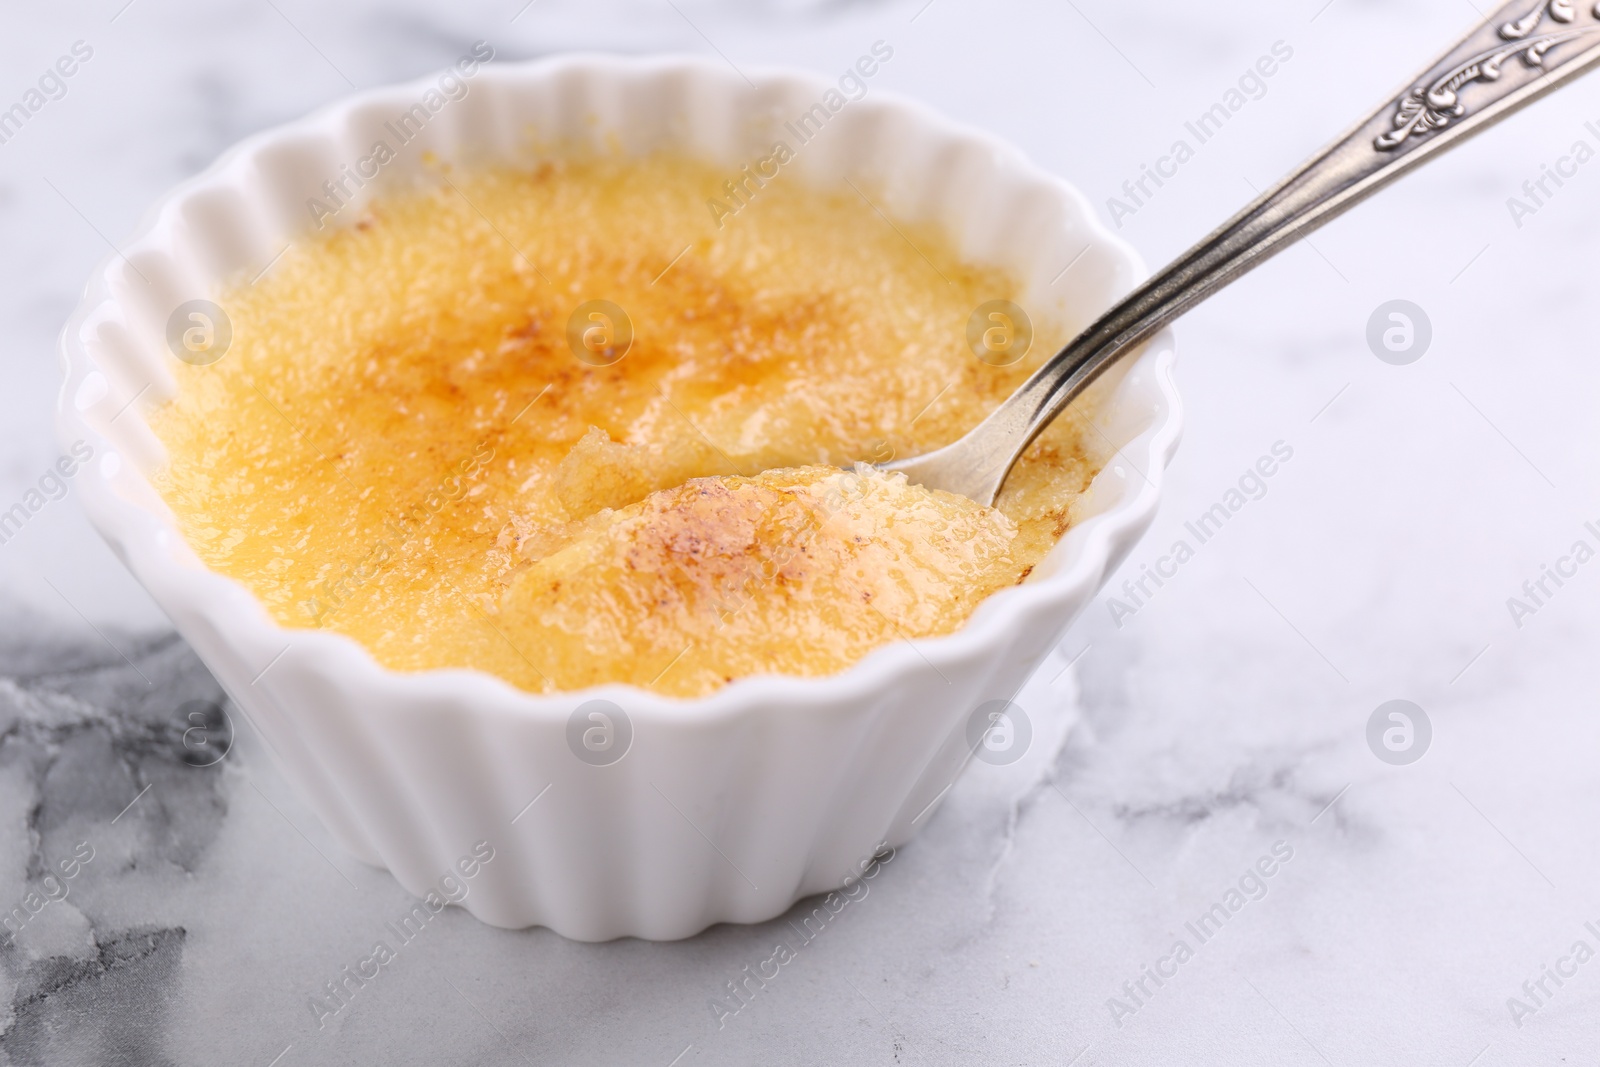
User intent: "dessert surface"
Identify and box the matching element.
[150,153,1100,697]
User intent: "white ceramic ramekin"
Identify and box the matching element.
[56,54,1180,940]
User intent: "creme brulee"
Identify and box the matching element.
[149,153,1100,698]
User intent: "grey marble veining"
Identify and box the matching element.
[4,0,1600,1063]
[0,615,217,1064]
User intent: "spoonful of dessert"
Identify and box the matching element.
[883,0,1600,504]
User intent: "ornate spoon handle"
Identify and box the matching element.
[886,0,1600,505]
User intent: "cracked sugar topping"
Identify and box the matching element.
[150,152,1099,697]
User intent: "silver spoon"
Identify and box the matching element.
[884,0,1600,504]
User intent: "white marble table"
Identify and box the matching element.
[3,0,1600,1062]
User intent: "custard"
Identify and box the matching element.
[150,153,1100,698]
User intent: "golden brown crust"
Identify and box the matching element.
[149,153,1099,697]
[500,468,1023,695]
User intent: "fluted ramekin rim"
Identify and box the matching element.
[55,52,1181,729]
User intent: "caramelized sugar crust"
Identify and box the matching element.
[502,466,1024,695]
[150,154,1100,698]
